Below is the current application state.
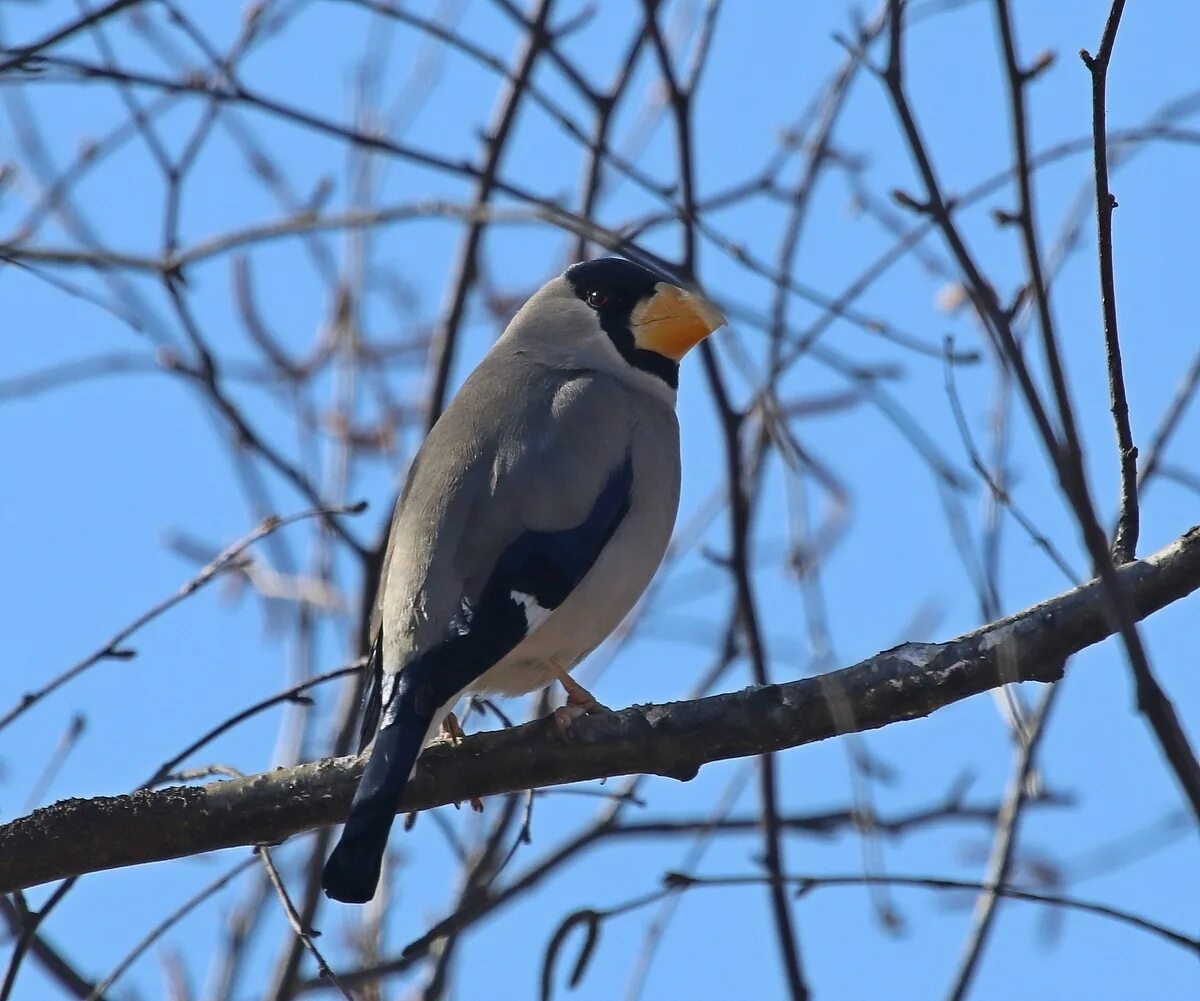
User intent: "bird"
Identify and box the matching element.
[321,257,725,904]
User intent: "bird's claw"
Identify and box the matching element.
[552,699,609,738]
[556,670,607,710]
[550,667,609,737]
[437,711,466,746]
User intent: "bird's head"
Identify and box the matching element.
[564,258,725,389]
[506,258,726,392]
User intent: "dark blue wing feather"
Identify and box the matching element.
[493,451,633,610]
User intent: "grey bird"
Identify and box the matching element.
[321,258,725,904]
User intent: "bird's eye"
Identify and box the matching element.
[586,290,609,309]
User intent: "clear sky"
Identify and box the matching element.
[2,1,1198,999]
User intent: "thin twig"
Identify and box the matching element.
[640,0,809,991]
[85,860,256,1001]
[1081,0,1138,562]
[884,0,1200,824]
[0,895,99,1000]
[665,872,1199,955]
[0,502,366,734]
[141,660,365,789]
[944,686,1060,1000]
[1138,347,1200,492]
[0,0,145,74]
[255,847,354,1000]
[0,881,75,1001]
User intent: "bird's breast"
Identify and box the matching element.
[472,414,680,698]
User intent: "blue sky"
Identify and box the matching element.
[2,1,1198,999]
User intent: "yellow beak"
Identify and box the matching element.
[629,282,726,361]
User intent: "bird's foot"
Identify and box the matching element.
[552,670,609,736]
[436,713,483,810]
[449,793,485,813]
[438,711,466,745]
[552,703,590,734]
[557,671,609,713]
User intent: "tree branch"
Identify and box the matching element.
[3,526,1198,894]
[0,0,145,75]
[1081,0,1138,563]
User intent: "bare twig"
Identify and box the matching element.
[0,502,366,734]
[885,0,1200,824]
[142,660,366,789]
[665,872,1199,956]
[255,847,353,1000]
[944,686,1059,1000]
[0,0,145,74]
[422,0,557,429]
[0,896,99,1000]
[1138,348,1200,492]
[0,881,75,1001]
[1080,0,1138,563]
[85,859,256,1001]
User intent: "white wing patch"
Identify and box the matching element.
[510,590,553,632]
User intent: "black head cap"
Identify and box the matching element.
[565,258,664,305]
[564,258,679,389]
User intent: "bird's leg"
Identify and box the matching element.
[437,711,483,813]
[439,711,466,745]
[559,671,606,710]
[552,667,608,734]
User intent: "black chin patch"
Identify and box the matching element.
[596,317,679,390]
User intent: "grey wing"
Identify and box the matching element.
[374,352,640,675]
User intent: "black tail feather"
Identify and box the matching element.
[324,562,535,903]
[322,711,428,903]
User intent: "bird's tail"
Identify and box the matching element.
[321,692,431,904]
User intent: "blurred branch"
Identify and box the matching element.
[944,685,1059,1000]
[256,847,353,1000]
[884,0,1200,824]
[85,859,256,1001]
[0,896,98,1000]
[0,0,145,74]
[0,352,159,402]
[141,660,366,790]
[3,525,1198,893]
[422,0,556,428]
[0,880,74,1001]
[1,202,534,273]
[1138,347,1200,493]
[544,860,1200,1001]
[665,872,1199,956]
[0,502,366,735]
[607,788,1071,842]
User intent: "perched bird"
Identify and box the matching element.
[321,258,725,903]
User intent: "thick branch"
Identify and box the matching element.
[3,526,1198,893]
